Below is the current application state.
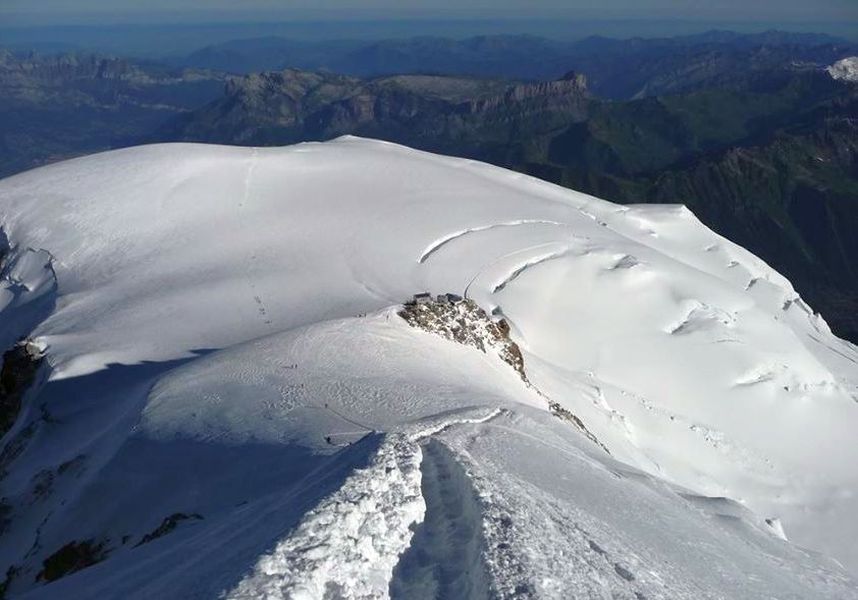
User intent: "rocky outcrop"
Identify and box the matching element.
[399,295,526,380]
[36,539,108,583]
[0,340,44,440]
[399,295,607,452]
[135,513,203,547]
[466,72,588,114]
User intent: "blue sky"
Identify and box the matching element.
[3,0,856,24]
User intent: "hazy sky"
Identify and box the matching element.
[3,0,856,24]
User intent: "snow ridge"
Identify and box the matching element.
[226,408,504,600]
[226,433,425,600]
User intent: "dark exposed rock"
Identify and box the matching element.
[57,454,86,476]
[134,513,203,547]
[0,340,44,440]
[0,498,11,537]
[0,564,18,599]
[0,421,37,477]
[30,469,54,502]
[548,402,611,454]
[37,539,108,583]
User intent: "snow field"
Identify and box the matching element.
[1,138,858,597]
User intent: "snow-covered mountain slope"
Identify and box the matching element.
[828,56,858,82]
[1,137,857,598]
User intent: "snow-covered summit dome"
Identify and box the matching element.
[1,138,857,598]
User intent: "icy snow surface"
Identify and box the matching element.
[828,56,858,82]
[1,137,857,598]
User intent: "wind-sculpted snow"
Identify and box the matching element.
[417,220,567,264]
[436,411,858,599]
[226,433,426,600]
[1,137,857,597]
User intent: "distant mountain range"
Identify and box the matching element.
[0,50,226,176]
[175,30,855,98]
[3,30,853,177]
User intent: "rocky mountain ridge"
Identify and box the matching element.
[158,68,591,149]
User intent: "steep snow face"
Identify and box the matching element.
[1,138,858,597]
[828,56,858,82]
[12,313,856,600]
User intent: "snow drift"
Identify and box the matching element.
[0,137,857,598]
